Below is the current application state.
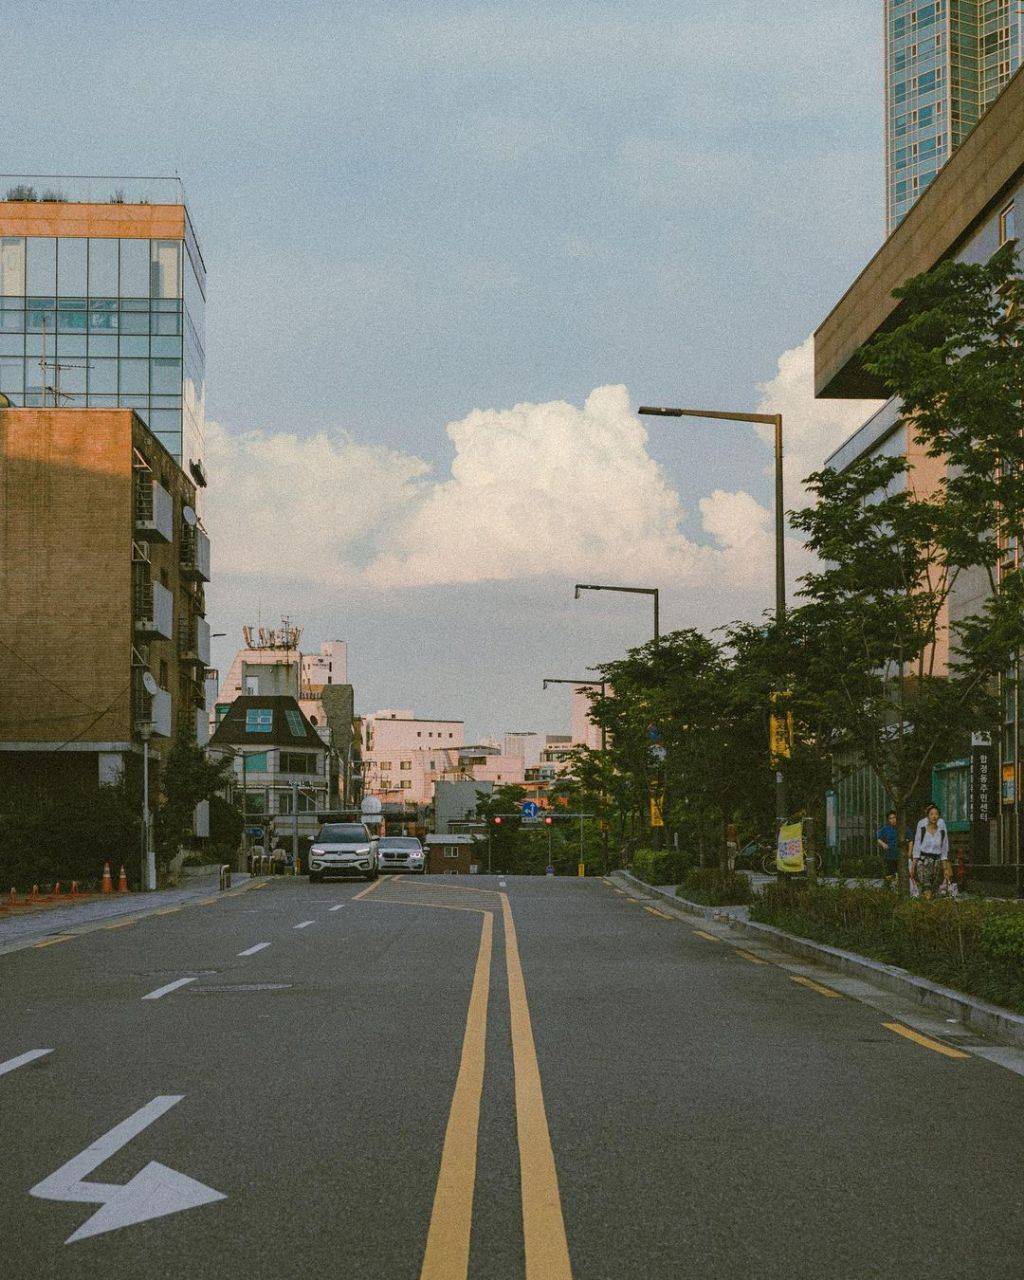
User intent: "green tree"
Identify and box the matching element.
[154,731,235,873]
[790,244,1024,856]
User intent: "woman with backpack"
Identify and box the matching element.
[910,803,952,899]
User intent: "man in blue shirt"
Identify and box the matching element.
[876,810,901,882]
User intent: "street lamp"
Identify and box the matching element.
[544,677,610,871]
[638,403,787,821]
[637,406,785,621]
[574,583,660,641]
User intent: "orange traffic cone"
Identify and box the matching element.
[101,862,113,894]
[118,865,129,893]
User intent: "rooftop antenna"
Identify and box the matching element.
[38,317,86,406]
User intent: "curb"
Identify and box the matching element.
[0,874,268,958]
[611,870,1024,1050]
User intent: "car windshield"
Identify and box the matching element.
[381,838,421,849]
[316,824,369,842]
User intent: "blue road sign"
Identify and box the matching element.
[521,801,540,820]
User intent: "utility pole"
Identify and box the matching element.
[291,781,300,870]
[139,722,155,891]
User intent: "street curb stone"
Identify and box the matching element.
[611,869,1024,1050]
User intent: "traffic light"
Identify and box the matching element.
[543,815,554,825]
[493,815,503,826]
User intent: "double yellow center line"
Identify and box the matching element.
[376,883,572,1279]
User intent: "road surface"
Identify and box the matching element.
[1,873,1021,1277]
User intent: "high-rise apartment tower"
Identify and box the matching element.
[885,1,1024,231]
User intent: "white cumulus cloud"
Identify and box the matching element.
[204,384,799,604]
[753,334,885,502]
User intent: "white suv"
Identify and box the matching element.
[308,823,379,883]
[378,836,426,874]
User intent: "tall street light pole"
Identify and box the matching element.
[638,407,785,623]
[544,677,610,872]
[639,404,788,823]
[574,583,660,641]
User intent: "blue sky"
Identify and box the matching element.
[6,1,886,737]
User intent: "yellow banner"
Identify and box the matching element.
[649,795,665,828]
[776,821,804,873]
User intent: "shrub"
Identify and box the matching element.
[632,847,693,885]
[839,853,887,879]
[980,913,1024,966]
[681,867,753,906]
[751,882,1024,1014]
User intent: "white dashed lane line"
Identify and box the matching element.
[0,1049,53,1076]
[293,921,315,930]
[329,905,344,912]
[142,977,197,1001]
[238,943,271,957]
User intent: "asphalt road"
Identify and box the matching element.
[1,873,1022,1278]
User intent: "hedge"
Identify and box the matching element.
[751,882,1024,1014]
[680,867,753,906]
[631,848,694,885]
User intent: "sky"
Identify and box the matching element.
[6,0,886,740]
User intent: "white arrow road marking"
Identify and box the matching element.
[293,920,315,929]
[238,942,271,956]
[142,977,197,1001]
[0,1049,52,1077]
[30,1095,225,1243]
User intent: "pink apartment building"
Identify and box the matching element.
[571,684,604,751]
[361,710,465,806]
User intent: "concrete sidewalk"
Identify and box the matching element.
[0,870,258,954]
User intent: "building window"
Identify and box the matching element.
[378,761,392,771]
[279,751,318,774]
[242,751,269,772]
[1000,202,1016,244]
[444,849,459,859]
[245,708,273,733]
[400,761,411,771]
[284,708,306,738]
[245,790,267,814]
[279,789,317,814]
[399,780,412,790]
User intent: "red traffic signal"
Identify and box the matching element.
[493,815,503,825]
[543,815,554,825]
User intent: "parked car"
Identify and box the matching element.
[378,836,426,874]
[308,822,379,883]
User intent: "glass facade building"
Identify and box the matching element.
[0,176,205,468]
[885,1,1024,231]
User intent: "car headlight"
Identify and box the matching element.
[310,847,324,856]
[411,851,423,860]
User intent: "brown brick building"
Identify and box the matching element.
[0,406,210,790]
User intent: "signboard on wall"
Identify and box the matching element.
[971,743,995,862]
[971,744,995,823]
